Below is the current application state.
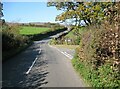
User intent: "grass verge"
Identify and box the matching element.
[72,57,120,88]
[51,45,79,49]
[72,57,92,87]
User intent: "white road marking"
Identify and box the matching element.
[26,49,42,75]
[49,45,73,59]
[39,49,41,54]
[25,57,38,75]
[64,52,73,59]
[61,51,73,59]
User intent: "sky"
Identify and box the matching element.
[2,2,63,23]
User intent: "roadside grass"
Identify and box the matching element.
[20,26,50,35]
[72,57,91,87]
[72,57,120,88]
[51,45,79,49]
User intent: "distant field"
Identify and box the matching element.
[20,26,50,35]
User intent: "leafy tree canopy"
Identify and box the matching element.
[47,1,113,26]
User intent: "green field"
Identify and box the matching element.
[20,26,50,35]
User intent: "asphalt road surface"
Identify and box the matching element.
[2,38,85,88]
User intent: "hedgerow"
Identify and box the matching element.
[72,3,120,88]
[2,23,31,61]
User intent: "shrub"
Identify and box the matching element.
[73,3,120,86]
[2,24,31,51]
[49,38,58,45]
[73,24,120,87]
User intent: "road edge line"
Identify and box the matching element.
[25,49,41,75]
[48,44,73,59]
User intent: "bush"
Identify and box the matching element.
[72,24,120,87]
[2,23,31,60]
[73,5,120,86]
[72,2,120,88]
[2,24,30,51]
[49,38,58,45]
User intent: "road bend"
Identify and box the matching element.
[2,38,85,88]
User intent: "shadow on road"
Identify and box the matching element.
[2,41,49,88]
[24,72,49,88]
[23,50,49,88]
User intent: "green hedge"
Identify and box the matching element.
[2,24,32,61]
[72,25,120,88]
